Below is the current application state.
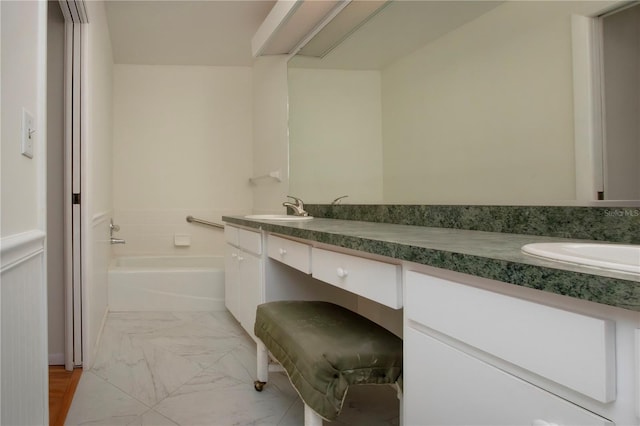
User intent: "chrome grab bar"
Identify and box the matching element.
[186,215,224,230]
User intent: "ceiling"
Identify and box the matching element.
[291,0,503,70]
[104,0,277,66]
[104,0,504,69]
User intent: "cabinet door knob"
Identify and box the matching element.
[238,256,244,261]
[336,267,348,278]
[279,248,287,256]
[532,420,560,426]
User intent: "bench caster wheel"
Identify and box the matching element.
[254,380,266,392]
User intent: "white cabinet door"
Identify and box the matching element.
[224,244,240,320]
[404,328,613,426]
[224,225,264,340]
[238,252,262,341]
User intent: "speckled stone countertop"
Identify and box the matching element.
[222,216,640,312]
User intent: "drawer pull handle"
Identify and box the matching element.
[336,267,348,278]
[238,256,244,262]
[231,253,237,258]
[532,420,560,426]
[279,248,287,256]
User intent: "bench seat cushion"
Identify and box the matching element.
[254,301,402,421]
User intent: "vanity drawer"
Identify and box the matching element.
[312,248,402,309]
[405,271,616,403]
[268,235,311,273]
[405,329,613,426]
[238,228,262,255]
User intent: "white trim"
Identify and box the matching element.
[87,305,109,371]
[253,0,351,58]
[252,0,303,57]
[80,19,91,370]
[0,230,46,273]
[37,1,48,232]
[572,14,604,202]
[71,21,84,368]
[62,15,88,370]
[288,0,351,58]
[48,352,65,365]
[59,0,88,24]
[63,19,75,372]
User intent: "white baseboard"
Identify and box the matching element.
[48,352,65,365]
[86,305,109,370]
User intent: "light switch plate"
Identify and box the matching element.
[21,108,34,158]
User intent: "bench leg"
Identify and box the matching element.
[304,404,323,426]
[254,340,268,391]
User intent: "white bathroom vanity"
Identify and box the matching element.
[223,217,640,426]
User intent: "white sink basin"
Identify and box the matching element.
[522,242,640,274]
[244,214,313,221]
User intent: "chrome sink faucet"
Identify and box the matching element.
[283,195,308,216]
[331,195,348,205]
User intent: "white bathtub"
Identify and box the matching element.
[108,256,225,311]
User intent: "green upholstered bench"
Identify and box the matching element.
[254,300,403,425]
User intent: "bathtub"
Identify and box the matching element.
[108,256,225,311]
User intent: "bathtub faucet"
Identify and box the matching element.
[110,218,125,244]
[110,219,120,236]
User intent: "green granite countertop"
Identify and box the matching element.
[222,216,640,312]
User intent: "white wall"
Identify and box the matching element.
[112,65,253,257]
[83,0,114,368]
[252,55,290,214]
[381,1,613,204]
[0,0,49,423]
[1,1,43,235]
[288,68,383,204]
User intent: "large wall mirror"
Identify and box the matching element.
[287,0,640,205]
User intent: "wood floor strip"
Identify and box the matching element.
[49,366,82,426]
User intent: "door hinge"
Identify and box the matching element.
[72,193,81,205]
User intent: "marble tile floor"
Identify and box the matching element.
[66,311,400,426]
